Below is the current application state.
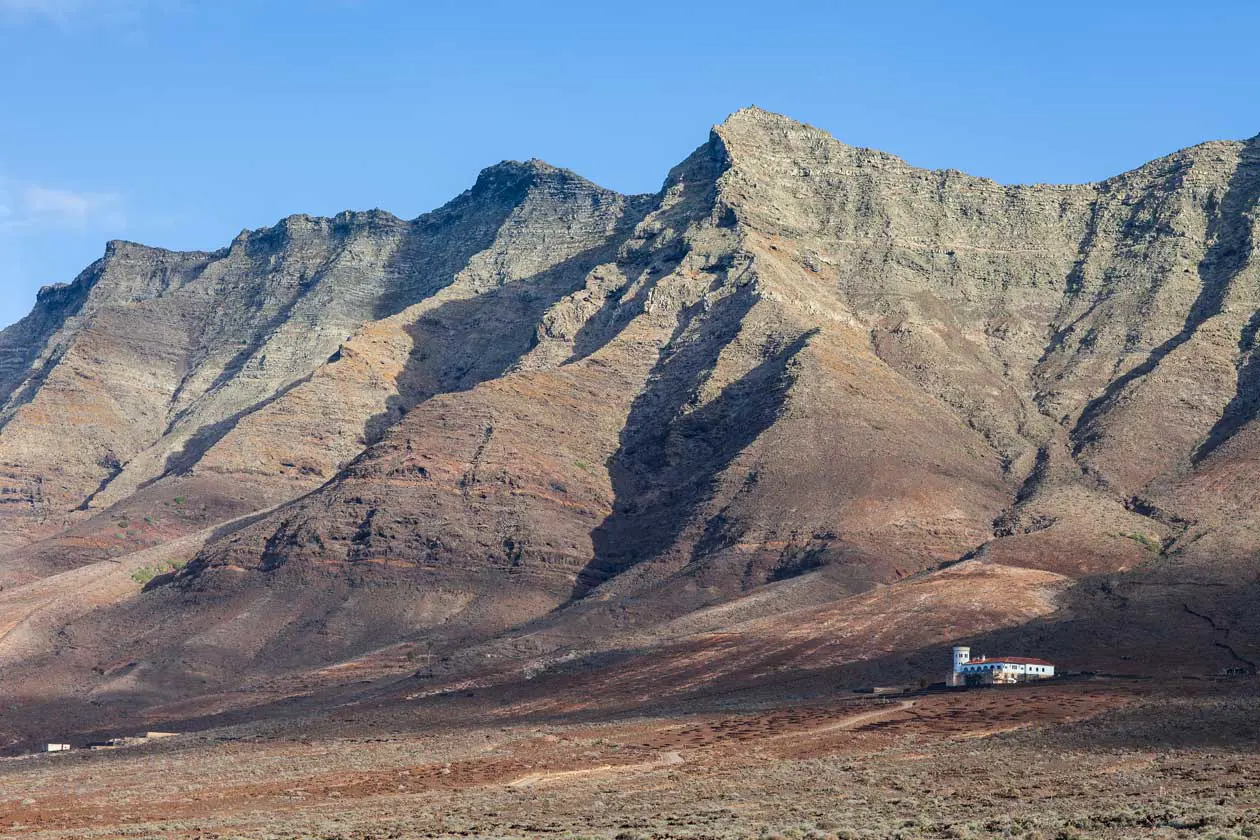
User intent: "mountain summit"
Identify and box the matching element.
[1,111,1258,744]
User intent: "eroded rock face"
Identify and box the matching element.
[2,109,1259,715]
[0,161,644,551]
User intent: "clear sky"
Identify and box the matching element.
[1,0,1257,329]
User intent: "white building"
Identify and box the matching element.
[45,743,71,752]
[948,646,1054,686]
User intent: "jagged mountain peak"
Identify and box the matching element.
[717,104,808,129]
[103,237,216,257]
[463,157,614,198]
[227,208,409,248]
[714,105,908,171]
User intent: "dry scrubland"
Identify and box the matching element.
[1,679,1257,839]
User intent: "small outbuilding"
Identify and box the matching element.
[45,743,72,753]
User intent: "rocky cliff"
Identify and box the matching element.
[1,109,1257,739]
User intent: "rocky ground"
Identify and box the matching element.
[1,678,1257,839]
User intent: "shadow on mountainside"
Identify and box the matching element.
[1194,139,1260,460]
[172,219,376,416]
[0,263,99,425]
[157,181,601,482]
[1034,198,1107,370]
[159,236,635,484]
[562,135,732,365]
[1196,310,1260,461]
[524,566,1260,735]
[161,374,315,479]
[563,248,745,367]
[361,224,649,447]
[371,170,537,322]
[1072,136,1260,457]
[7,561,1259,756]
[571,283,813,600]
[199,271,323,400]
[157,163,559,484]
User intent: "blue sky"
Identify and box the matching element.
[1,0,1257,329]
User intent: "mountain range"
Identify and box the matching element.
[1,107,1257,749]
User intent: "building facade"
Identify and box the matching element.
[949,646,1054,685]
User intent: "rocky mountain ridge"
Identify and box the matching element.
[0,108,1257,746]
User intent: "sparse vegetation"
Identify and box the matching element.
[129,558,187,586]
[130,566,159,585]
[0,681,1253,838]
[1119,531,1162,553]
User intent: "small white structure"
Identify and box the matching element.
[45,743,71,753]
[948,645,972,685]
[949,645,1054,685]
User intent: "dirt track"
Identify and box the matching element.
[765,698,917,740]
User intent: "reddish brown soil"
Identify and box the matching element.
[1,678,1255,839]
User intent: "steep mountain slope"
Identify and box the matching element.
[0,161,646,574]
[0,109,1258,745]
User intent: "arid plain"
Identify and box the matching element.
[2,675,1258,839]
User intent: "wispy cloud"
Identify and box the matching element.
[0,180,125,233]
[24,185,121,223]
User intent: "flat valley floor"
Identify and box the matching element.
[2,678,1258,839]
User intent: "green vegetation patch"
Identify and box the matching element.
[130,558,188,587]
[1118,531,1162,553]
